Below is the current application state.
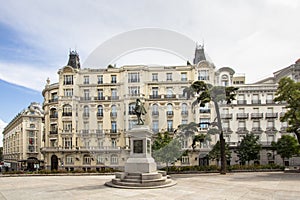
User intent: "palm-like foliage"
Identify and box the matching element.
[178,122,199,138]
[188,80,238,174]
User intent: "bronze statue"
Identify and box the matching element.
[134,99,147,125]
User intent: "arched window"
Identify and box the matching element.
[167,103,173,116]
[97,105,103,117]
[182,103,188,115]
[129,103,135,115]
[152,104,159,115]
[83,105,89,117]
[166,87,173,98]
[50,108,58,118]
[62,104,72,116]
[111,105,117,117]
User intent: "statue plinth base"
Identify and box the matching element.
[105,125,176,189]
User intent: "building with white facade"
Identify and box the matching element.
[41,46,300,171]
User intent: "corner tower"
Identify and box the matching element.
[193,44,206,64]
[67,50,81,69]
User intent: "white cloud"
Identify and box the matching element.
[0,119,7,147]
[0,0,299,86]
[0,61,58,91]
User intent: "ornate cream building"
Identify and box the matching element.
[2,102,44,171]
[41,47,300,171]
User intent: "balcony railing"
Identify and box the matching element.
[266,127,277,132]
[165,94,176,99]
[167,128,174,132]
[110,112,117,117]
[49,99,58,103]
[181,111,188,116]
[166,111,174,116]
[237,127,248,134]
[62,112,72,117]
[110,129,117,133]
[108,96,119,100]
[80,97,91,101]
[222,127,232,133]
[221,114,232,119]
[149,95,161,99]
[265,113,278,118]
[237,100,247,105]
[50,114,58,119]
[49,130,58,134]
[152,111,159,116]
[83,113,89,117]
[251,100,261,104]
[200,109,211,113]
[251,113,263,119]
[95,96,105,100]
[266,99,274,104]
[280,127,287,132]
[251,127,262,132]
[236,113,249,119]
[97,112,103,117]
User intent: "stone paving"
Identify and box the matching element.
[0,172,299,200]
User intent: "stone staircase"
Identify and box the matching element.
[106,171,176,189]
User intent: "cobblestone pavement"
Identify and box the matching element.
[0,172,299,200]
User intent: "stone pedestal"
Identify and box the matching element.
[105,125,176,189]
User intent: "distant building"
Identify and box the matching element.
[2,103,44,171]
[41,48,300,171]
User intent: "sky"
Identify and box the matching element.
[0,0,300,130]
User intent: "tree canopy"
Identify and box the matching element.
[274,77,300,144]
[208,141,231,164]
[237,133,262,165]
[272,135,299,165]
[152,132,182,168]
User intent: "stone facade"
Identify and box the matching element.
[2,102,44,171]
[40,49,300,170]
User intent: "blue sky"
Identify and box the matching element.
[0,0,300,127]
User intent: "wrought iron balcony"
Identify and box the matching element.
[266,127,277,132]
[200,109,211,113]
[237,100,247,105]
[152,111,159,116]
[236,113,249,119]
[110,112,117,117]
[251,100,261,104]
[110,129,117,133]
[50,113,58,119]
[251,127,262,133]
[165,94,176,99]
[166,111,174,116]
[222,127,232,133]
[221,113,232,119]
[149,95,161,99]
[237,127,248,134]
[95,96,105,100]
[181,111,188,116]
[62,112,72,117]
[83,113,90,117]
[266,99,274,104]
[97,112,103,117]
[49,99,58,103]
[251,113,263,119]
[265,113,278,119]
[167,128,174,132]
[49,130,58,135]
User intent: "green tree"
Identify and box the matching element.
[178,122,199,138]
[272,135,299,166]
[190,81,238,174]
[237,133,262,165]
[274,77,300,144]
[152,132,182,171]
[208,141,231,166]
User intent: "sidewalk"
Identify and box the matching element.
[0,172,299,200]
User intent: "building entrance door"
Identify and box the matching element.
[51,155,58,170]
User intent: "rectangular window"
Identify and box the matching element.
[166,73,172,81]
[181,119,188,125]
[84,89,90,100]
[111,121,117,133]
[128,86,140,96]
[152,120,159,133]
[63,137,72,149]
[111,155,118,164]
[199,118,210,130]
[97,89,104,100]
[128,120,137,130]
[152,73,158,81]
[181,156,189,164]
[198,70,209,80]
[111,139,117,148]
[128,72,140,83]
[181,139,188,149]
[111,88,117,98]
[97,155,105,164]
[111,75,117,83]
[64,89,73,97]
[167,120,173,132]
[83,76,89,84]
[152,87,158,97]
[63,122,72,132]
[66,156,74,164]
[63,75,73,85]
[97,75,103,84]
[181,72,187,81]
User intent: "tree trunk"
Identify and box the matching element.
[295,131,300,144]
[214,101,226,174]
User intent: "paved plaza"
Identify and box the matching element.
[0,172,299,200]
